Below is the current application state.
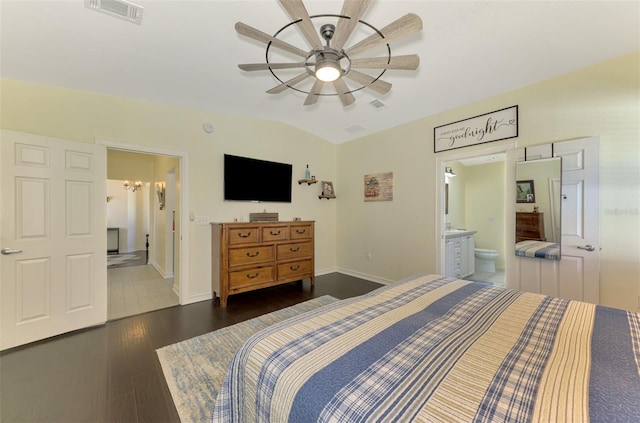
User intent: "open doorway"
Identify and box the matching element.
[105,149,181,320]
[436,143,516,287]
[443,154,506,286]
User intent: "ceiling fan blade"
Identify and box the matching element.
[278,0,323,50]
[239,62,306,71]
[344,13,423,58]
[332,0,372,51]
[344,70,392,95]
[350,54,420,70]
[235,22,308,58]
[333,79,356,106]
[267,72,312,94]
[304,79,325,105]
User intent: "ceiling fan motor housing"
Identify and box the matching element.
[320,23,336,44]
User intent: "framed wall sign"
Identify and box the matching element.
[434,106,518,153]
[364,172,393,202]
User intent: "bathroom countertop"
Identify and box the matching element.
[445,229,477,238]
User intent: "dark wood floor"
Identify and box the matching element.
[0,273,381,423]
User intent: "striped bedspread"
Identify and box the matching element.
[515,240,560,260]
[211,274,640,422]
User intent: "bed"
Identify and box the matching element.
[211,274,640,422]
[515,240,560,260]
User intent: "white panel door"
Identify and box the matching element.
[555,137,600,303]
[1,130,107,350]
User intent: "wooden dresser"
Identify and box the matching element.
[211,221,315,307]
[516,212,545,243]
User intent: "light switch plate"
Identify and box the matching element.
[195,216,210,226]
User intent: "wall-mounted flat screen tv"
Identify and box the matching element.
[224,154,292,202]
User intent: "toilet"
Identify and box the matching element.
[474,248,499,273]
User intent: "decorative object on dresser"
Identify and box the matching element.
[516,211,545,243]
[211,221,315,307]
[249,212,278,222]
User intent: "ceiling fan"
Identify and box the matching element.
[235,0,423,106]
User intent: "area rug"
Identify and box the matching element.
[156,295,338,422]
[106,252,143,268]
[464,277,494,285]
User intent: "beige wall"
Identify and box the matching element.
[153,156,180,286]
[1,51,638,311]
[107,150,155,182]
[337,51,639,311]
[0,79,337,303]
[465,161,506,270]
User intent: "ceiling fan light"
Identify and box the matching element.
[315,58,341,82]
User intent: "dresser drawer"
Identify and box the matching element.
[229,246,274,267]
[262,226,288,242]
[228,227,260,245]
[290,224,313,240]
[277,259,312,280]
[277,242,312,260]
[229,266,274,288]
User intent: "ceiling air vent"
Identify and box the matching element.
[369,99,387,110]
[345,125,366,134]
[85,0,144,25]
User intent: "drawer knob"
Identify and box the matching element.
[237,232,252,238]
[246,272,259,279]
[290,265,300,271]
[270,230,281,235]
[296,229,306,234]
[290,246,300,252]
[246,251,260,257]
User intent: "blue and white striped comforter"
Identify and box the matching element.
[211,274,640,422]
[515,240,560,260]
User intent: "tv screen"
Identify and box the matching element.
[224,154,292,202]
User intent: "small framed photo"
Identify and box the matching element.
[321,181,335,196]
[516,180,535,203]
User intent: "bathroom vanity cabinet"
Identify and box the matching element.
[445,231,476,278]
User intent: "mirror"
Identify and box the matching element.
[515,157,562,260]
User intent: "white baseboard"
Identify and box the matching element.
[150,260,173,279]
[314,267,338,276]
[334,268,393,285]
[181,292,213,305]
[314,267,393,285]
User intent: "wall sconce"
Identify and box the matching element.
[445,167,456,177]
[124,180,143,192]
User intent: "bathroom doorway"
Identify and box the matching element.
[444,155,505,286]
[436,143,516,287]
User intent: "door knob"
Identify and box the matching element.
[577,245,596,252]
[1,248,23,255]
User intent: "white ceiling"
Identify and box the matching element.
[1,1,638,144]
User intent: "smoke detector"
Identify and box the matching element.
[85,0,144,25]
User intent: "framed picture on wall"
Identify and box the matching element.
[321,181,335,196]
[516,180,535,203]
[156,183,165,210]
